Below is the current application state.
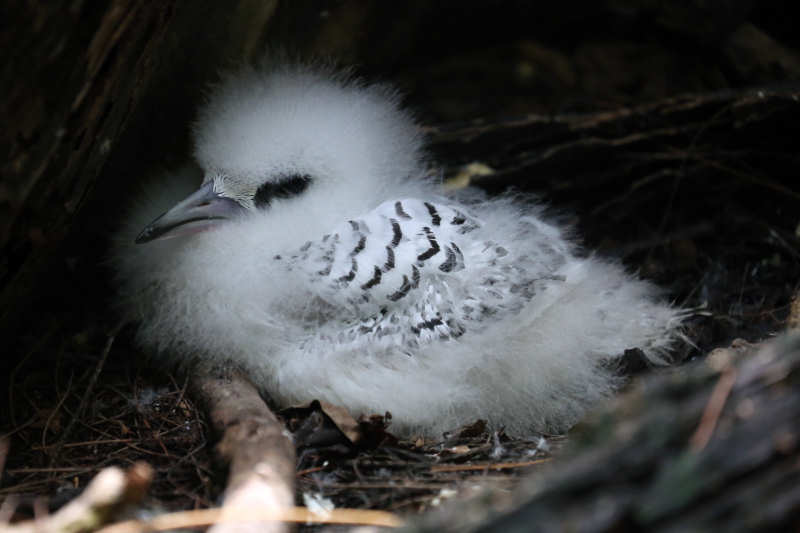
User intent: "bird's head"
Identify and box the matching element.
[135,63,427,244]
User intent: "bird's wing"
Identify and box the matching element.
[283,198,479,305]
[278,198,483,343]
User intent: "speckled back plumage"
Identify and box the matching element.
[285,197,566,352]
[113,62,685,436]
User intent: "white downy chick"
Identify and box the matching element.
[113,62,685,436]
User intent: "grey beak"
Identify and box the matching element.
[135,182,245,244]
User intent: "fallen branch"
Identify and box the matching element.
[189,366,296,533]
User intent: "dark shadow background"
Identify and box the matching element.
[1,0,799,511]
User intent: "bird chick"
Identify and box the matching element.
[113,62,685,436]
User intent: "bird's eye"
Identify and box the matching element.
[253,174,313,209]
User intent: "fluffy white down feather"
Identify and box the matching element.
[113,63,685,436]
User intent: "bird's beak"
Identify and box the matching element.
[135,182,245,244]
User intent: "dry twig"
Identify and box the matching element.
[689,366,738,452]
[429,459,550,473]
[0,462,153,533]
[96,506,403,533]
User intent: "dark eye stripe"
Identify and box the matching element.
[254,174,312,208]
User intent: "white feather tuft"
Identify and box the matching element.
[112,62,686,437]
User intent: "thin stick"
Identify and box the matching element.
[430,458,550,473]
[689,367,738,452]
[97,506,404,533]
